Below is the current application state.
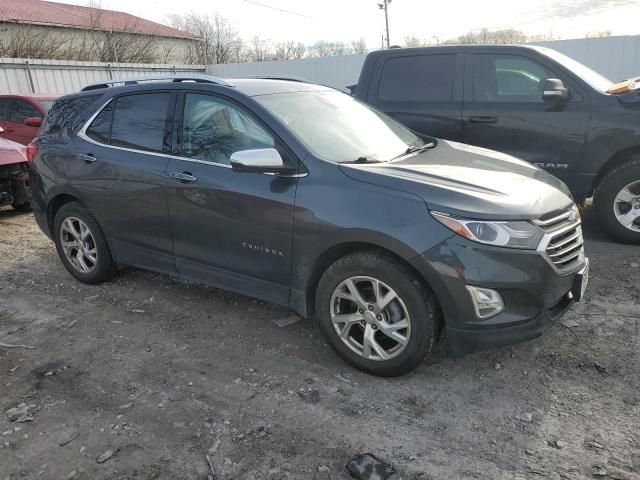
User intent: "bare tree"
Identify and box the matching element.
[403,35,430,48]
[244,35,273,62]
[169,12,243,64]
[350,38,368,54]
[274,41,306,60]
[0,25,69,59]
[584,30,612,38]
[444,28,528,45]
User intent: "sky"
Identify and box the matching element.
[53,0,640,48]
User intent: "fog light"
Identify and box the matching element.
[466,286,504,319]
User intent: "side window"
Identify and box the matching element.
[86,101,114,144]
[0,99,11,120]
[42,94,100,137]
[9,100,41,122]
[378,54,456,102]
[181,93,275,165]
[472,54,555,102]
[110,93,172,153]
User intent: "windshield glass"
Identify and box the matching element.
[37,100,55,112]
[255,90,423,163]
[533,46,614,92]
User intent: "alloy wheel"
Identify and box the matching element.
[60,217,98,273]
[613,180,640,232]
[330,276,411,361]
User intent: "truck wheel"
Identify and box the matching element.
[315,251,442,377]
[53,202,116,284]
[594,158,640,244]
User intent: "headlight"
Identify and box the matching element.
[431,211,544,249]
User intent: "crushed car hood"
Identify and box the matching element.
[0,138,27,166]
[339,140,574,220]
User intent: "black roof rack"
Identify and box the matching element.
[80,74,234,91]
[238,75,314,84]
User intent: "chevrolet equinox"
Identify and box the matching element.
[28,76,589,376]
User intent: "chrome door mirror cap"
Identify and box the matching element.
[230,148,294,174]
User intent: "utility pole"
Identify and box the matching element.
[378,0,391,48]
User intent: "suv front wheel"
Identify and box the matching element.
[315,251,441,376]
[53,202,116,284]
[595,158,640,244]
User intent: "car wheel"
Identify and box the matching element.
[315,251,441,376]
[53,202,116,284]
[594,158,640,244]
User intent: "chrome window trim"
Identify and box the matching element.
[77,98,308,176]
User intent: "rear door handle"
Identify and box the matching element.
[468,116,498,124]
[170,171,197,183]
[76,153,97,163]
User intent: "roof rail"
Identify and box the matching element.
[80,74,234,91]
[241,75,314,84]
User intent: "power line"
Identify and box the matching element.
[242,0,312,19]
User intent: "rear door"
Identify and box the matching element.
[165,91,298,305]
[364,52,464,141]
[6,99,43,145]
[462,51,590,185]
[76,91,178,274]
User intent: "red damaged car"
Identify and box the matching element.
[0,127,31,211]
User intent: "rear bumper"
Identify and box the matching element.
[409,236,584,357]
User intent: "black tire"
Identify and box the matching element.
[53,202,116,284]
[315,251,442,377]
[12,202,32,212]
[594,158,640,244]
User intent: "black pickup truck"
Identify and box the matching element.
[352,45,640,243]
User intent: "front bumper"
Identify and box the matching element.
[410,236,586,357]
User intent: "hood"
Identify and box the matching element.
[0,137,27,166]
[339,140,573,220]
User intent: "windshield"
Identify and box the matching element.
[533,46,614,92]
[37,100,55,112]
[255,90,424,163]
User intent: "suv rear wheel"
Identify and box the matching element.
[594,158,640,244]
[53,202,116,284]
[315,251,441,376]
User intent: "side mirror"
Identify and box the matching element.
[542,79,570,102]
[230,148,294,174]
[24,117,42,127]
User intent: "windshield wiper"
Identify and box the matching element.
[392,142,437,160]
[340,156,384,164]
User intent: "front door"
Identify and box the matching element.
[5,99,42,145]
[462,52,590,188]
[166,92,298,305]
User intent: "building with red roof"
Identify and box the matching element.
[0,0,200,63]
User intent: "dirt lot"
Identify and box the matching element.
[0,205,638,480]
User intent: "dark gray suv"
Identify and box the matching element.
[28,76,589,376]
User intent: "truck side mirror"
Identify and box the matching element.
[542,79,570,103]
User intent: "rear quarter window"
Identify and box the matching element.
[41,95,101,137]
[378,54,456,102]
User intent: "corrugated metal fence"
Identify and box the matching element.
[209,35,640,91]
[1,35,639,95]
[0,58,206,95]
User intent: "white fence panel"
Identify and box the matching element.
[0,58,206,95]
[207,54,368,91]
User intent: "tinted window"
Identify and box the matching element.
[37,100,55,112]
[0,99,10,120]
[182,93,274,165]
[86,101,114,144]
[9,100,41,122]
[42,94,100,137]
[110,93,172,153]
[378,54,456,102]
[472,54,554,102]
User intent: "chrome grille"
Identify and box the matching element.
[534,207,585,274]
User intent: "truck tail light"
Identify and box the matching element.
[26,144,38,163]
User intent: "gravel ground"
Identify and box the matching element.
[0,204,638,480]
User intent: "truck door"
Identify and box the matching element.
[462,51,590,188]
[365,52,464,141]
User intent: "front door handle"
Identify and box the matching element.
[76,153,97,163]
[170,171,197,183]
[468,116,498,124]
